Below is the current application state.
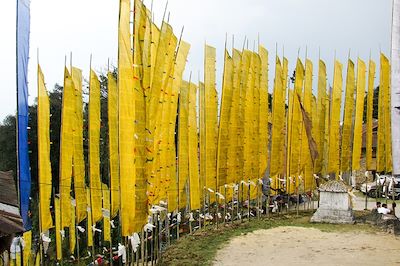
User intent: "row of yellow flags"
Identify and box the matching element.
[19,0,392,263]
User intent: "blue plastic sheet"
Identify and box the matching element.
[17,0,32,230]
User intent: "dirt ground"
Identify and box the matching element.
[213,226,400,266]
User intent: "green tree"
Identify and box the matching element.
[0,115,17,175]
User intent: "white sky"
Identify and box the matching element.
[0,0,392,121]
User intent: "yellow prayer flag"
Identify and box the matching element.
[286,89,294,194]
[301,59,313,192]
[204,45,218,202]
[199,81,206,197]
[384,58,392,173]
[72,67,87,223]
[270,56,283,187]
[107,72,119,218]
[86,189,93,247]
[312,95,318,176]
[154,28,178,205]
[341,60,355,173]
[251,53,261,179]
[226,49,242,184]
[328,61,343,176]
[132,3,149,229]
[60,68,74,228]
[259,46,269,177]
[102,183,111,242]
[188,82,201,210]
[133,54,147,233]
[35,252,40,266]
[216,50,233,189]
[141,7,152,95]
[89,69,102,223]
[178,81,190,209]
[22,231,31,266]
[168,41,191,212]
[289,59,305,183]
[147,22,176,206]
[323,85,331,176]
[150,23,160,84]
[281,57,288,178]
[243,51,257,182]
[366,60,376,170]
[237,50,252,185]
[55,197,62,260]
[16,252,21,266]
[69,200,76,254]
[118,0,136,236]
[316,60,327,174]
[352,59,366,170]
[377,54,392,172]
[37,65,53,232]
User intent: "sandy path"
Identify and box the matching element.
[213,226,400,266]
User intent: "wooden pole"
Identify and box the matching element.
[231,186,235,223]
[247,180,251,220]
[257,180,260,220]
[223,186,227,224]
[150,214,154,266]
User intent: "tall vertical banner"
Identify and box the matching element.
[178,81,190,209]
[289,59,304,183]
[146,22,175,205]
[270,57,283,186]
[168,41,190,212]
[55,197,62,261]
[102,183,111,242]
[328,61,343,176]
[216,51,233,189]
[108,72,119,218]
[132,0,149,231]
[59,68,75,228]
[366,60,376,170]
[226,49,242,184]
[352,59,366,171]
[118,0,136,236]
[259,46,269,178]
[301,59,313,191]
[37,65,53,232]
[23,231,32,266]
[204,45,218,200]
[286,89,294,193]
[89,70,102,223]
[188,83,201,210]
[377,54,392,173]
[243,51,256,182]
[316,60,327,174]
[72,67,87,223]
[340,60,355,173]
[391,0,400,176]
[17,0,32,230]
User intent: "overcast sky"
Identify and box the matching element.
[0,0,392,121]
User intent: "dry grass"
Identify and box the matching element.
[159,211,378,266]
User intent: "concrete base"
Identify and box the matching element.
[311,208,355,224]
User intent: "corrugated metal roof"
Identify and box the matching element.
[0,171,19,207]
[0,171,23,236]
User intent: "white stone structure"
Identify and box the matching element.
[311,180,355,224]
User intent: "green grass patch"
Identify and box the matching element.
[160,211,378,266]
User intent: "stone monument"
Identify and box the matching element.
[311,180,355,224]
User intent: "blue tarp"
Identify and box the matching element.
[17,0,32,230]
